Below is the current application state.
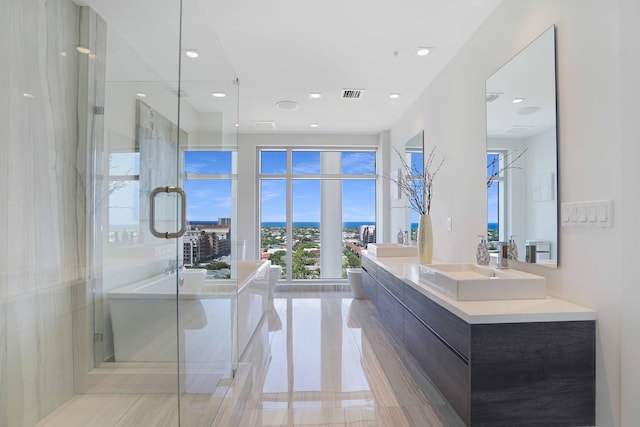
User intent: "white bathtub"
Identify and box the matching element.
[108,261,270,363]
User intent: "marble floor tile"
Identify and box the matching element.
[36,394,140,427]
[241,291,465,427]
[34,290,465,427]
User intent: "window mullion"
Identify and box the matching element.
[286,149,293,281]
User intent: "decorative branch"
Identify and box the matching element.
[487,148,527,188]
[388,146,445,216]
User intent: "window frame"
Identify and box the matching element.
[258,147,378,281]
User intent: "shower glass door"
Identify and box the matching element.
[84,0,239,424]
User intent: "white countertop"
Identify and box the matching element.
[362,252,597,324]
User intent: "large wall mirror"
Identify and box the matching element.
[485,26,558,267]
[405,131,424,241]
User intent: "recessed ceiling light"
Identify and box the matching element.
[235,123,240,127]
[23,93,35,98]
[276,101,299,111]
[517,106,541,115]
[309,123,319,128]
[76,46,90,55]
[512,98,526,104]
[389,93,401,99]
[212,92,226,98]
[185,50,199,58]
[60,51,67,57]
[416,47,432,56]
[309,93,322,99]
[136,92,146,98]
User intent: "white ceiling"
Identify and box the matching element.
[486,26,557,140]
[80,0,504,134]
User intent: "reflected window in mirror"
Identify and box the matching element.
[406,150,424,241]
[486,151,504,251]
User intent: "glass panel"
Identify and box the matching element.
[342,151,376,175]
[488,180,500,248]
[261,180,287,278]
[109,152,140,175]
[342,180,376,277]
[292,180,321,279]
[178,14,240,425]
[292,151,320,174]
[261,150,286,174]
[92,0,183,422]
[185,151,232,174]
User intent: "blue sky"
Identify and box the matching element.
[259,151,376,223]
[185,151,377,223]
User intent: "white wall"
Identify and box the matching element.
[618,0,640,424]
[236,133,380,260]
[524,128,557,255]
[389,1,633,425]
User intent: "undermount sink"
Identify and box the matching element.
[367,243,417,257]
[419,263,546,301]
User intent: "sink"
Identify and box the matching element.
[419,263,546,301]
[367,243,417,257]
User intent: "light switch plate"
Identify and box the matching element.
[561,200,613,228]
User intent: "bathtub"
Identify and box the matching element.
[108,261,270,363]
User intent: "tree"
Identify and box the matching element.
[268,250,287,267]
[205,261,230,270]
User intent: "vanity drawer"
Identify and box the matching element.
[361,268,377,304]
[404,283,471,360]
[376,283,404,339]
[404,310,470,424]
[362,257,403,301]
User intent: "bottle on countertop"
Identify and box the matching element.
[397,229,404,244]
[508,235,518,260]
[476,235,490,265]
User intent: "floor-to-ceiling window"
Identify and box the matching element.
[259,149,376,281]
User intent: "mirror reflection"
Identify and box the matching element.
[485,26,558,266]
[405,131,424,242]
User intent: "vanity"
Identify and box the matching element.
[361,251,596,427]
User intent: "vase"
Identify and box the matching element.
[417,214,433,265]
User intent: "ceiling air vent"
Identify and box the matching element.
[485,93,501,103]
[341,88,364,99]
[169,89,189,98]
[501,126,535,136]
[252,121,277,131]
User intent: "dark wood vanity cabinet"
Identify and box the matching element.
[361,256,596,427]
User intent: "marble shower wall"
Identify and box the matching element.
[0,1,103,425]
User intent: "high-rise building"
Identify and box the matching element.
[359,225,376,244]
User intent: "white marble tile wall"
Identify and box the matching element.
[0,0,93,425]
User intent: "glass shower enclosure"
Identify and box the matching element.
[81,1,240,425]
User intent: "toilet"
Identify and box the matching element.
[347,268,367,299]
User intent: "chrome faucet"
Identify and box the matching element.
[497,242,510,269]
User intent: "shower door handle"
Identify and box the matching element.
[150,186,187,239]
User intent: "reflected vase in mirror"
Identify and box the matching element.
[417,214,433,264]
